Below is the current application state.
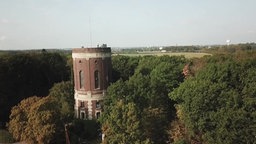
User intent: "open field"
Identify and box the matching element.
[113,52,212,58]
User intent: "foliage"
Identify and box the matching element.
[101,55,187,143]
[164,46,201,52]
[69,119,100,143]
[168,119,186,144]
[0,129,14,143]
[112,55,140,82]
[170,54,256,143]
[102,100,151,144]
[8,96,63,144]
[0,52,70,124]
[49,81,74,122]
[205,43,256,54]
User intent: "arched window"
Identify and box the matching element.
[79,70,84,89]
[94,70,100,89]
[81,112,85,119]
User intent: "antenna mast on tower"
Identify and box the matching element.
[89,15,93,47]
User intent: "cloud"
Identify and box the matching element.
[0,36,6,41]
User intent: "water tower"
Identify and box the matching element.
[72,45,112,119]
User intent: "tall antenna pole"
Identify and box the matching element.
[89,15,93,47]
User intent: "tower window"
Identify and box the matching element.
[96,101,101,109]
[94,70,100,89]
[96,112,101,119]
[80,101,84,107]
[81,112,85,119]
[79,70,84,89]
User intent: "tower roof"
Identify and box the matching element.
[72,47,111,53]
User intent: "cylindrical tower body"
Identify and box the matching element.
[72,47,112,119]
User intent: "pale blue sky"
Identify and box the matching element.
[0,0,255,49]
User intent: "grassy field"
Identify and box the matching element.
[113,52,211,58]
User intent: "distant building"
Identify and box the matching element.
[72,46,112,119]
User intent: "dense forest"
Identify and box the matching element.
[0,51,70,125]
[170,52,256,143]
[0,44,256,143]
[101,55,186,143]
[101,49,256,144]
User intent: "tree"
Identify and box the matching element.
[102,55,187,143]
[112,55,139,82]
[8,96,63,144]
[142,106,169,143]
[102,100,151,144]
[170,55,256,143]
[48,81,74,122]
[0,52,70,124]
[68,119,100,143]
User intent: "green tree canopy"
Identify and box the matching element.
[48,81,74,122]
[101,55,186,143]
[170,55,256,144]
[102,100,151,144]
[112,55,139,82]
[0,52,70,124]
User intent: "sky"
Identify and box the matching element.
[0,0,256,50]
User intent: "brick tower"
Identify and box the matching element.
[72,46,112,119]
